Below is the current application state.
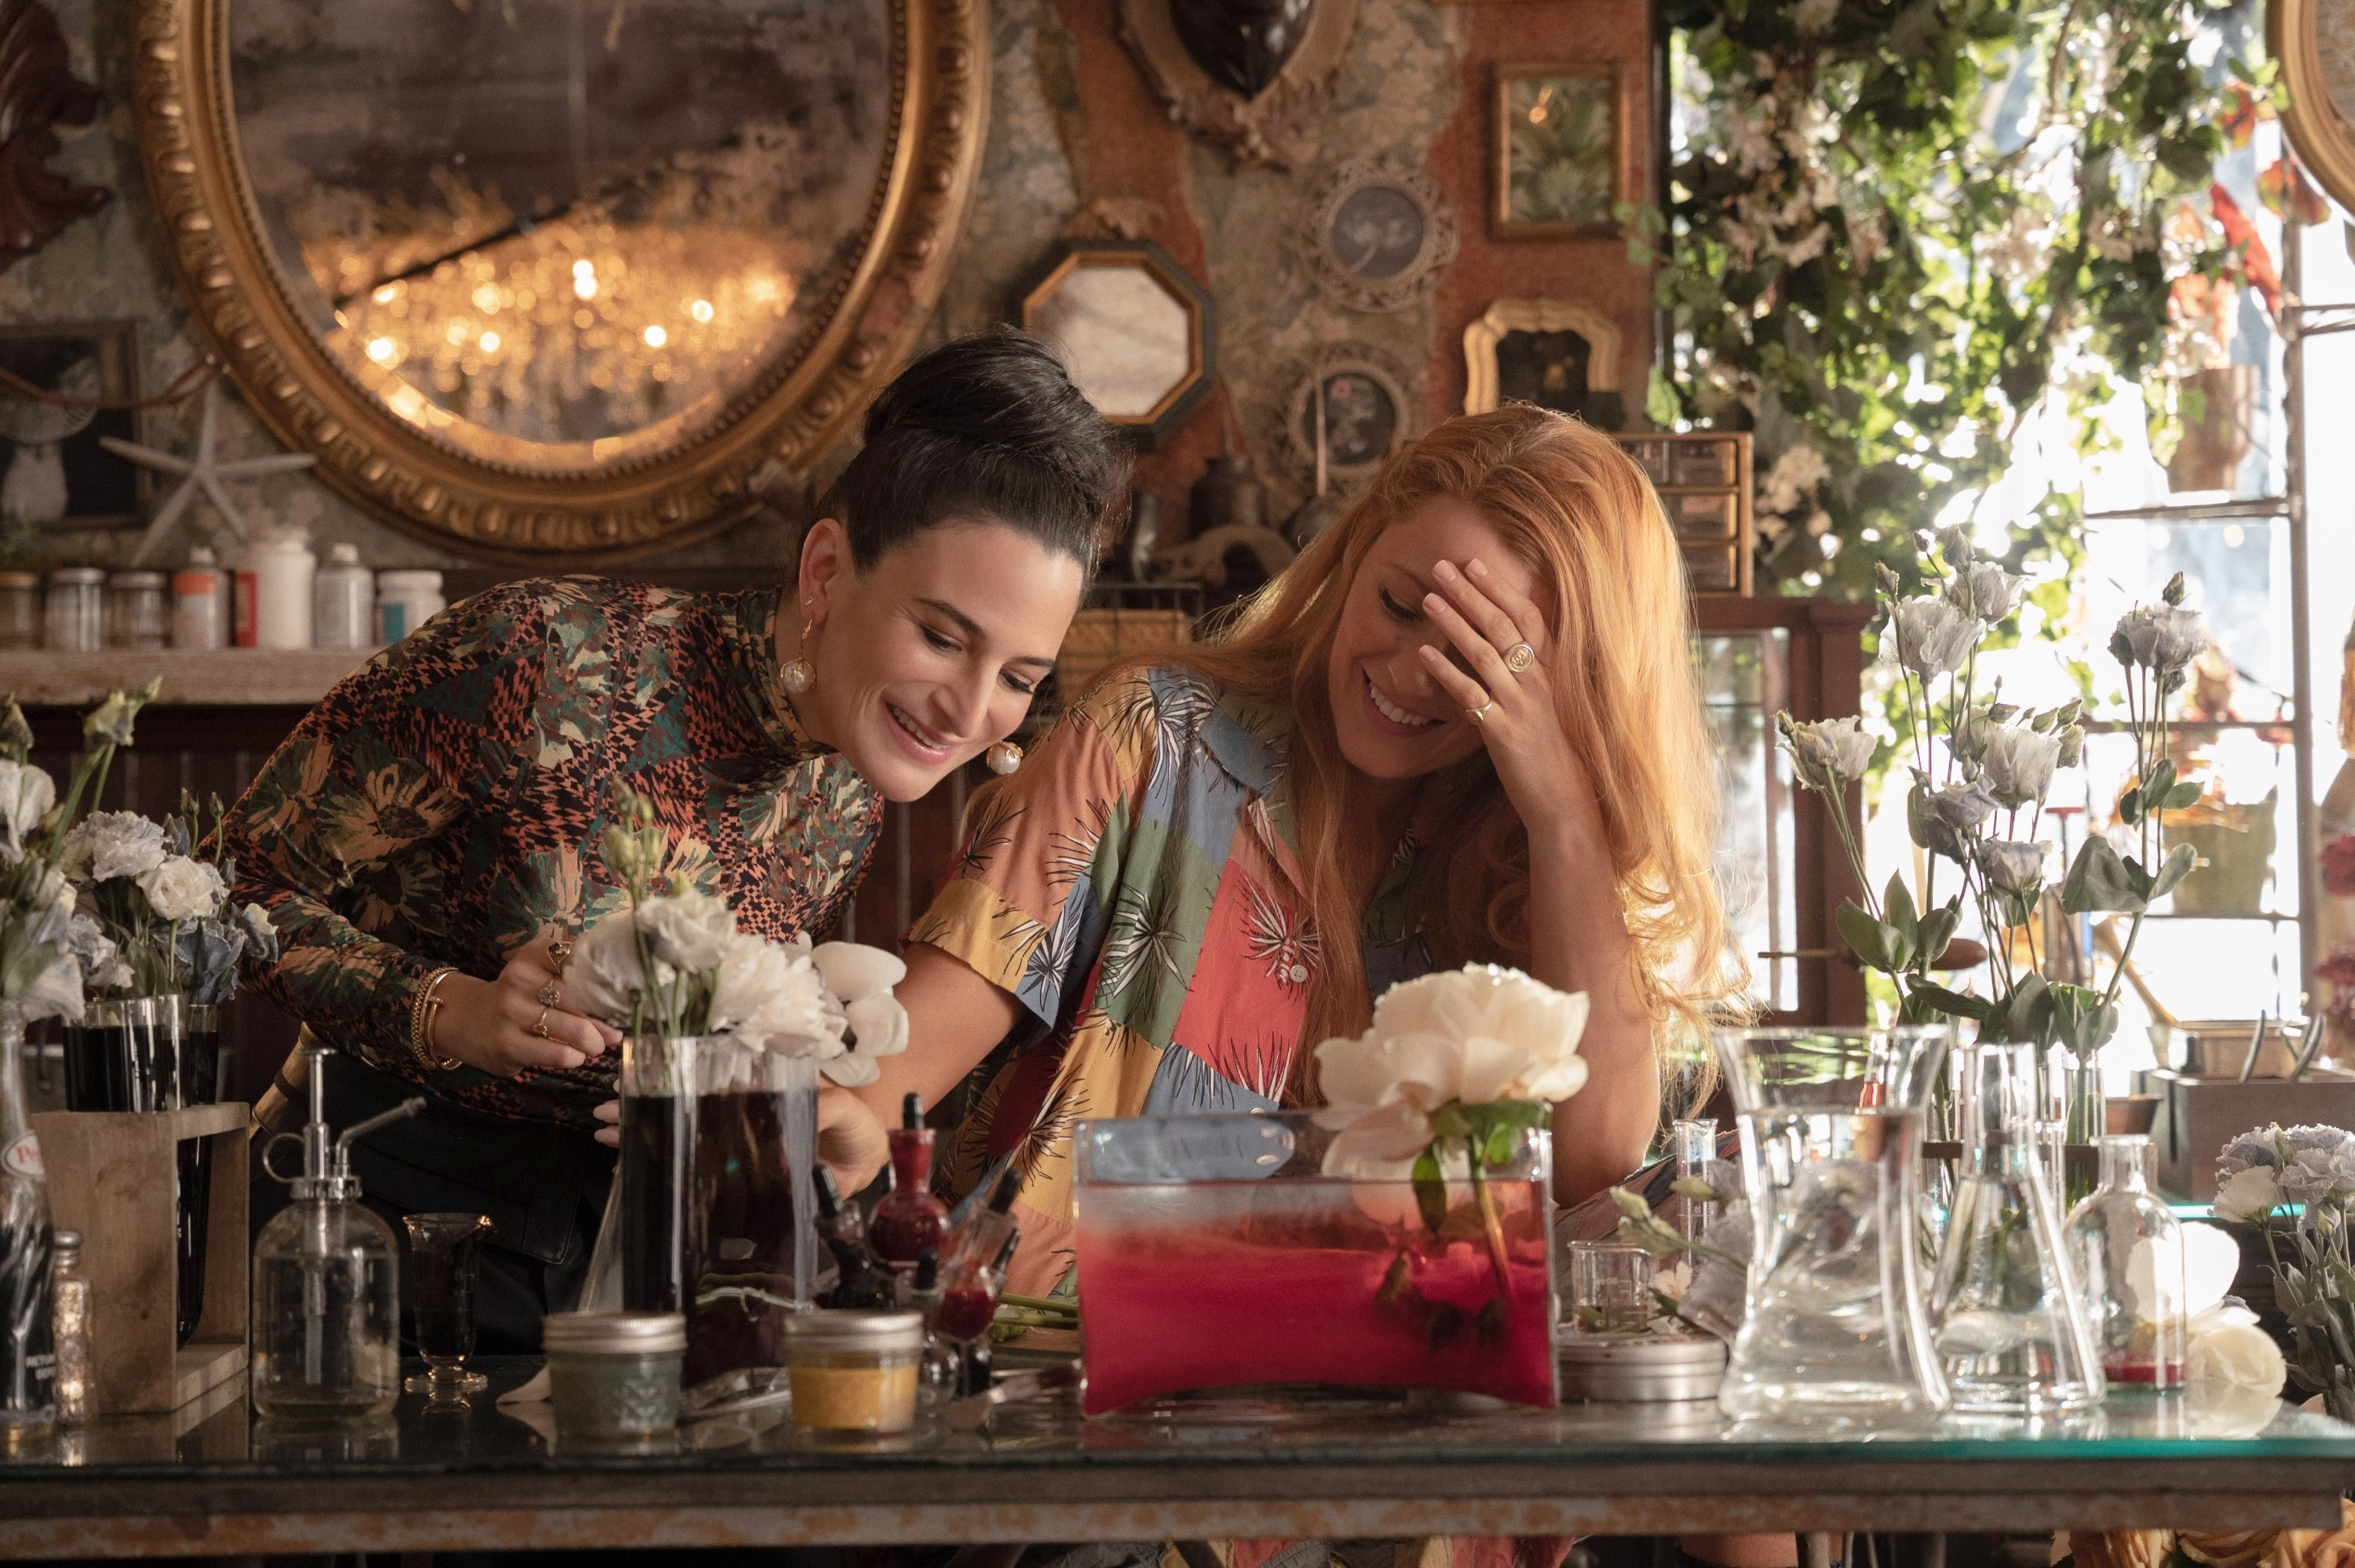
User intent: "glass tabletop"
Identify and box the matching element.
[5,1359,2353,1481]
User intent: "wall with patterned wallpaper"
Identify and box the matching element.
[0,0,1652,574]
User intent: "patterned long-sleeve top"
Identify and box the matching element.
[226,577,882,1129]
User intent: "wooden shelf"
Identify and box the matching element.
[0,648,378,707]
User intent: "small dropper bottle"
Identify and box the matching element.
[812,1165,898,1310]
[869,1093,951,1272]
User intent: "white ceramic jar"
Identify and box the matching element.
[374,570,446,644]
[245,527,316,650]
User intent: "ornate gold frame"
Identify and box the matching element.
[125,0,990,563]
[2272,0,2355,215]
[1460,298,1623,416]
[1116,0,1360,170]
[1292,156,1458,315]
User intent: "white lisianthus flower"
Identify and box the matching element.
[1980,727,2061,811]
[2212,1163,2282,1223]
[1784,715,1875,792]
[74,811,167,883]
[569,913,669,1027]
[1977,839,2048,900]
[2113,605,2207,675]
[137,855,226,923]
[1313,965,1590,1178]
[634,888,735,973]
[1941,562,2028,625]
[0,760,53,863]
[1889,598,1981,679]
[17,951,82,1025]
[711,932,842,1057]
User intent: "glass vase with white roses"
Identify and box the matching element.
[571,787,911,1389]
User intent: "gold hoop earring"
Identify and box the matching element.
[986,740,1024,776]
[782,613,815,695]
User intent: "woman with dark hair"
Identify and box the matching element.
[227,330,1127,1348]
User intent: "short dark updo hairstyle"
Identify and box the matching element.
[820,329,1128,580]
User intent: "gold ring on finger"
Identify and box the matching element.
[548,938,573,967]
[1466,702,1495,726]
[1504,642,1537,674]
[538,983,561,1008]
[533,1006,552,1039]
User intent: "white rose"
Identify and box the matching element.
[710,933,842,1056]
[810,941,907,1001]
[0,760,53,862]
[78,811,166,883]
[633,888,735,974]
[2213,1165,2283,1223]
[137,855,226,923]
[2185,1304,2286,1398]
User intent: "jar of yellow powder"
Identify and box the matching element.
[783,1310,926,1435]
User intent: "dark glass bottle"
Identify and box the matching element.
[812,1166,898,1311]
[869,1094,951,1273]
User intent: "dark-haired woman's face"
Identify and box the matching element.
[794,518,1084,801]
[1325,497,1546,780]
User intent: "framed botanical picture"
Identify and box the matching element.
[1492,61,1633,239]
[1292,156,1459,315]
[1280,343,1418,487]
[0,320,148,531]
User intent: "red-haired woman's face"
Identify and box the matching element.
[1324,496,1547,780]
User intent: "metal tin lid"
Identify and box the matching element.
[780,1309,926,1355]
[1554,1331,1729,1368]
[52,1228,79,1264]
[106,571,166,588]
[1555,1329,1728,1403]
[47,567,103,585]
[542,1311,686,1355]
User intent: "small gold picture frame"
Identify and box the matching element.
[1492,61,1633,239]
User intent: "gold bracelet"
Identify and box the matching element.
[411,967,463,1073]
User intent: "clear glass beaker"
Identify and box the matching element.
[2064,1135,2187,1390]
[403,1212,491,1398]
[1931,1041,2105,1415]
[1712,1025,1952,1433]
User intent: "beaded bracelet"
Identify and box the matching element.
[409,967,463,1073]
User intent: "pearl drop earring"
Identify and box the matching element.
[986,740,1024,776]
[782,609,815,695]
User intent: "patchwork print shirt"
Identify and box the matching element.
[910,663,1426,1293]
[227,577,881,1129]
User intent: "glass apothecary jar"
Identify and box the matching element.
[43,567,102,651]
[2065,1134,2188,1389]
[104,571,167,650]
[542,1311,685,1444]
[0,573,39,650]
[781,1309,924,1434]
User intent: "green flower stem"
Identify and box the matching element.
[1465,1134,1516,1326]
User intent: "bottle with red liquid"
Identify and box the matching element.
[869,1094,951,1273]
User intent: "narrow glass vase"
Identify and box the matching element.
[2064,1134,2187,1390]
[1931,1041,2105,1415]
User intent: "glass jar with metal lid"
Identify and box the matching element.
[782,1309,925,1433]
[104,571,169,650]
[541,1311,685,1443]
[44,567,103,651]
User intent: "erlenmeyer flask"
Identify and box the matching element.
[1712,1026,1952,1432]
[1931,1041,2104,1414]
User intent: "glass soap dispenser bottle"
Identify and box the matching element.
[251,1047,423,1420]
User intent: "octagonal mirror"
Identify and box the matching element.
[1020,241,1215,448]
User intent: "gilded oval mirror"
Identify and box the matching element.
[128,0,988,560]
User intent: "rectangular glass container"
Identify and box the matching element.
[1072,1110,1557,1415]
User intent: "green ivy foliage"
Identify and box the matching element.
[1642,0,2262,597]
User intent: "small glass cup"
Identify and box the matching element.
[403,1212,492,1397]
[1568,1240,1655,1334]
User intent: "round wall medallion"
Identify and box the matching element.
[1280,342,1419,486]
[1292,157,1458,315]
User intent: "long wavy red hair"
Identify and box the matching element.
[1173,406,1736,1095]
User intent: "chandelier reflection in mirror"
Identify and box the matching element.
[229,0,884,473]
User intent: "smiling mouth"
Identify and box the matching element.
[1365,672,1439,729]
[885,702,956,758]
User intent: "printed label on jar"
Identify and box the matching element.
[2,1132,41,1180]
